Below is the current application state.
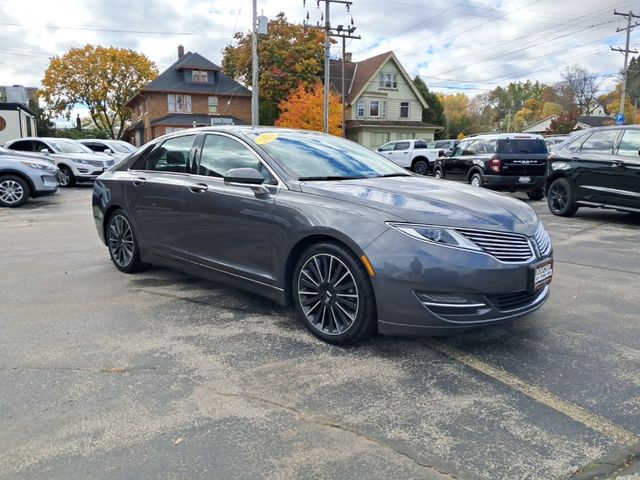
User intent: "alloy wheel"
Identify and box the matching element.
[0,180,24,205]
[470,175,481,187]
[108,215,135,268]
[297,253,359,336]
[57,168,71,187]
[549,183,567,212]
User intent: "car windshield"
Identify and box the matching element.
[249,131,410,180]
[51,141,93,154]
[107,142,132,153]
[496,139,547,154]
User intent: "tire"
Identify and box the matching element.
[412,159,429,176]
[527,189,544,201]
[433,168,443,179]
[0,175,30,208]
[547,178,579,217]
[57,165,76,187]
[469,172,482,187]
[106,209,147,273]
[292,242,377,345]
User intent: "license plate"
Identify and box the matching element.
[533,260,553,290]
[519,176,531,184]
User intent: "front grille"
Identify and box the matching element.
[490,289,543,311]
[533,223,551,257]
[456,228,533,262]
[107,160,115,166]
[86,160,105,167]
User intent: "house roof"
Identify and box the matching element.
[575,115,614,127]
[521,115,557,133]
[150,113,245,127]
[175,52,221,72]
[346,119,443,131]
[126,51,250,106]
[329,51,428,109]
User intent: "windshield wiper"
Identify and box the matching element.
[298,175,366,181]
[374,173,411,178]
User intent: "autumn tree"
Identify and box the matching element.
[275,82,342,135]
[413,76,447,138]
[546,111,578,134]
[41,45,157,139]
[438,93,473,138]
[598,82,640,123]
[222,13,325,125]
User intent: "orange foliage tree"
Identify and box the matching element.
[275,82,342,135]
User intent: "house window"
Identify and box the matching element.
[369,100,380,117]
[400,101,410,119]
[357,99,365,117]
[208,96,218,113]
[379,72,398,89]
[167,94,192,113]
[192,70,208,83]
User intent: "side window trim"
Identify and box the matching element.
[128,134,197,174]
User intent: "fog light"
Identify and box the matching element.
[416,292,486,308]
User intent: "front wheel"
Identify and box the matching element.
[433,168,443,179]
[547,178,578,217]
[106,209,147,273]
[57,165,76,187]
[0,175,30,207]
[412,160,429,176]
[292,242,376,345]
[527,189,544,201]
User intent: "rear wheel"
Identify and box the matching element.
[469,172,482,187]
[433,168,443,179]
[293,242,376,345]
[527,189,544,201]
[412,160,429,176]
[106,209,147,273]
[547,178,578,217]
[0,175,30,207]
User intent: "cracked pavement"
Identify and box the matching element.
[1,187,639,479]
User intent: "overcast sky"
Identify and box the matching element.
[1,0,636,101]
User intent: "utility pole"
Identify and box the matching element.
[331,24,360,137]
[308,0,356,133]
[251,0,258,127]
[611,10,639,123]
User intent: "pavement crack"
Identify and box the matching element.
[204,387,458,479]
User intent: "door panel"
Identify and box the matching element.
[611,129,640,208]
[572,129,620,204]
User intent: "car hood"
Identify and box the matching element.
[52,152,111,163]
[299,176,539,236]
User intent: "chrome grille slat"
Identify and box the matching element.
[533,223,552,257]
[455,228,534,262]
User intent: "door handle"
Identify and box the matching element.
[611,161,623,167]
[188,182,208,193]
[132,177,146,186]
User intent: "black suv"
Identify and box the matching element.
[432,134,549,200]
[546,125,640,216]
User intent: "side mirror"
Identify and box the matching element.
[224,167,270,196]
[104,148,113,154]
[40,148,50,154]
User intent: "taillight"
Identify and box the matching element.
[489,157,502,173]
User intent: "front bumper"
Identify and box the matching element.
[482,174,545,191]
[364,228,552,335]
[31,172,59,197]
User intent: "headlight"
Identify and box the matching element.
[21,161,54,171]
[386,222,482,251]
[551,161,571,171]
[71,158,92,165]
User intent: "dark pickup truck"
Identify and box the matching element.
[432,134,549,200]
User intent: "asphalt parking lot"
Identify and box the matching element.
[1,186,639,480]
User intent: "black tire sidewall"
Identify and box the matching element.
[434,168,443,179]
[59,166,76,188]
[413,160,429,175]
[470,173,482,186]
[0,175,30,207]
[548,178,577,216]
[292,242,376,345]
[106,209,144,273]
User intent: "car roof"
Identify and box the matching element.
[464,133,544,140]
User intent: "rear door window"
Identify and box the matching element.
[579,130,618,154]
[394,141,411,151]
[616,129,640,157]
[7,140,34,151]
[142,135,195,173]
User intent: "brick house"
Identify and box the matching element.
[124,46,251,146]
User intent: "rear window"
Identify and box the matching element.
[496,139,547,154]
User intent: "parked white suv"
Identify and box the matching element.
[4,137,115,187]
[376,139,444,175]
[78,139,136,162]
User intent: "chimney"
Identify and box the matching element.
[178,45,185,58]
[344,52,352,62]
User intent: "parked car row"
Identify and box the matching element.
[427,126,640,218]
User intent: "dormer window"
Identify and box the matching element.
[192,70,208,83]
[379,72,397,89]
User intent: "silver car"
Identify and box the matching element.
[4,137,116,187]
[0,148,59,207]
[78,139,136,163]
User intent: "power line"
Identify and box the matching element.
[0,22,231,37]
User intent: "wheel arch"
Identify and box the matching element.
[411,156,429,169]
[467,166,483,182]
[545,171,569,195]
[0,169,36,197]
[102,204,126,241]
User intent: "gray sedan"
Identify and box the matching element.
[0,148,59,207]
[92,127,553,344]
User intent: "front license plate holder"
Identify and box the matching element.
[529,259,553,291]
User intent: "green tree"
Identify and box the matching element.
[413,76,447,138]
[41,45,158,139]
[222,13,325,125]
